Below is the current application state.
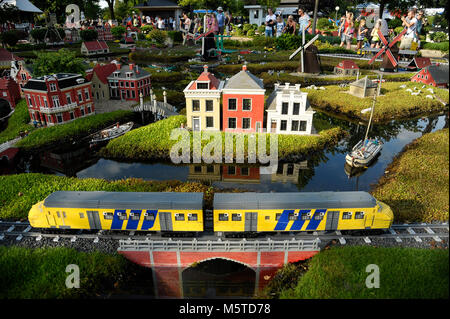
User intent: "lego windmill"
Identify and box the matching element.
[289,30,320,74]
[368,28,407,72]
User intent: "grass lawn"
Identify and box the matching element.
[306,81,449,123]
[371,128,449,223]
[15,110,134,151]
[99,115,346,162]
[275,246,448,299]
[0,173,213,220]
[0,246,127,298]
[0,100,35,145]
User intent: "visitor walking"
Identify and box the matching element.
[225,11,233,35]
[297,8,311,35]
[216,7,225,35]
[265,8,276,37]
[339,11,354,50]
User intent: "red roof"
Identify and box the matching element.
[124,36,135,43]
[83,40,109,51]
[188,66,220,90]
[0,48,23,62]
[408,57,432,69]
[86,63,117,84]
[336,60,359,70]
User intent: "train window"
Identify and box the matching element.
[56,211,60,218]
[314,213,324,220]
[265,216,270,220]
[130,212,140,221]
[219,213,229,221]
[343,212,352,220]
[232,213,242,221]
[288,212,296,220]
[118,212,127,220]
[103,212,114,220]
[79,212,84,219]
[144,212,155,221]
[275,213,282,220]
[301,213,311,220]
[355,211,365,219]
[63,212,67,218]
[188,213,198,221]
[175,213,185,221]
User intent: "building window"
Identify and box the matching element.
[21,73,27,81]
[282,102,289,115]
[49,83,57,92]
[228,98,237,110]
[242,118,251,130]
[206,116,214,128]
[70,112,74,120]
[114,72,120,78]
[81,108,85,116]
[125,82,129,87]
[206,100,213,112]
[206,165,214,173]
[56,114,63,123]
[84,89,89,100]
[227,166,236,175]
[241,167,249,176]
[192,100,200,111]
[66,94,72,104]
[27,95,32,106]
[87,105,91,113]
[280,120,287,131]
[299,121,307,131]
[78,91,83,102]
[228,117,236,129]
[52,96,60,107]
[293,103,300,115]
[194,166,202,173]
[291,120,299,131]
[131,90,135,99]
[130,82,135,88]
[243,98,252,111]
[197,82,209,89]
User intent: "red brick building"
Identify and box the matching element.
[411,64,449,88]
[107,63,151,102]
[22,73,94,126]
[334,60,359,76]
[0,76,21,108]
[81,40,110,56]
[222,65,265,133]
[10,60,33,90]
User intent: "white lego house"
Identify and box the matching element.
[266,83,315,135]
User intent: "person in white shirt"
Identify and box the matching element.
[400,9,417,49]
[265,8,276,37]
[157,17,165,30]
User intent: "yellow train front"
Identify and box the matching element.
[212,192,393,234]
[28,191,204,232]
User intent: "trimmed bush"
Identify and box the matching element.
[79,29,98,41]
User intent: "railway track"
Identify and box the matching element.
[0,220,447,246]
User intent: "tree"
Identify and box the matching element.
[32,49,86,77]
[104,0,116,20]
[80,29,98,41]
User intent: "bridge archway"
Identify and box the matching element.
[182,257,256,298]
[0,98,12,121]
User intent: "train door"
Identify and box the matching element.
[55,211,68,228]
[325,211,340,231]
[245,212,258,232]
[364,211,375,228]
[159,212,173,231]
[86,211,102,229]
[46,210,57,227]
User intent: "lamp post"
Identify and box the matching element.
[335,6,339,25]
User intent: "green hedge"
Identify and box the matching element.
[0,100,34,145]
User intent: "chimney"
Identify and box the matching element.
[285,82,290,89]
[203,65,208,73]
[116,63,121,71]
[129,63,134,70]
[242,64,247,71]
[136,65,140,74]
[295,84,301,91]
[163,90,167,104]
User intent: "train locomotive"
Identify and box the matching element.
[28,191,394,235]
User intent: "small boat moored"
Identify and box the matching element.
[89,122,133,146]
[345,138,383,168]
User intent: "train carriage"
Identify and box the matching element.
[28,191,204,232]
[213,192,393,233]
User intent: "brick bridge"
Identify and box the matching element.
[118,238,320,298]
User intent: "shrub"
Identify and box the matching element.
[79,29,98,41]
[30,28,47,43]
[394,26,404,34]
[432,32,448,43]
[388,18,403,29]
[147,28,167,45]
[111,26,126,39]
[0,30,22,47]
[247,29,256,37]
[317,17,333,30]
[167,30,183,43]
[243,23,254,32]
[422,41,449,52]
[257,25,266,34]
[275,34,303,50]
[140,25,154,34]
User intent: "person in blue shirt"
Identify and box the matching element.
[216,7,225,35]
[297,7,311,36]
[275,15,286,37]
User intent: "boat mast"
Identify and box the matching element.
[364,74,382,142]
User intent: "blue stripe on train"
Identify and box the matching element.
[274,210,294,231]
[111,209,126,230]
[290,209,311,231]
[126,209,141,230]
[141,210,158,230]
[305,209,327,230]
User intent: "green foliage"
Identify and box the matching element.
[388,17,403,29]
[243,24,254,32]
[0,100,35,145]
[30,28,47,43]
[247,29,256,37]
[146,29,168,45]
[422,41,449,52]
[140,25,154,34]
[32,49,86,77]
[0,30,23,47]
[275,34,303,50]
[0,246,128,298]
[111,26,126,39]
[16,110,133,151]
[79,29,98,41]
[372,128,449,223]
[129,50,195,64]
[257,25,266,34]
[317,17,333,30]
[279,246,449,299]
[430,32,448,43]
[167,31,183,43]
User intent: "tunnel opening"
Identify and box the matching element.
[182,258,256,298]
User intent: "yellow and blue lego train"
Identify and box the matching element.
[28,191,394,235]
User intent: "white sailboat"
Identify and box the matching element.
[345,76,383,168]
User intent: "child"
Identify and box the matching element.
[356,18,368,50]
[370,19,381,48]
[275,15,286,37]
